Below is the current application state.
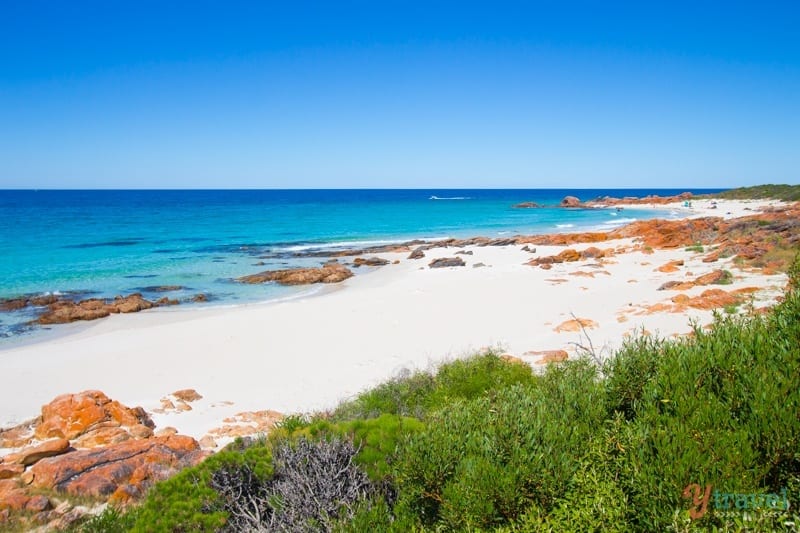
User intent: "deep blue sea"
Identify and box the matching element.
[0,189,722,341]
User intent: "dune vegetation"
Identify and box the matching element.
[78,255,800,532]
[711,184,800,202]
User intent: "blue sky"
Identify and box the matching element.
[1,1,798,189]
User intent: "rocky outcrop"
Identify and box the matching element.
[429,257,466,268]
[35,293,174,325]
[0,391,203,529]
[36,390,154,441]
[584,192,693,207]
[237,263,354,285]
[28,435,202,501]
[512,202,541,208]
[560,196,582,208]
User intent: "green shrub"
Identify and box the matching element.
[332,352,535,421]
[613,273,800,530]
[393,360,605,530]
[129,441,273,532]
[292,414,424,480]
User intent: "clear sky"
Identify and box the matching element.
[1,1,798,189]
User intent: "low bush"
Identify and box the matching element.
[127,439,273,532]
[331,351,535,421]
[392,360,605,530]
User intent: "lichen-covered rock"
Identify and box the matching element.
[28,435,201,499]
[35,390,154,441]
[0,464,24,480]
[3,438,70,466]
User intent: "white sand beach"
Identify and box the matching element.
[0,199,789,448]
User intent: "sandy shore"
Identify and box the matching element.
[0,198,789,448]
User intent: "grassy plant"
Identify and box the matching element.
[685,243,705,253]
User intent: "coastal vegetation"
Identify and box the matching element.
[76,255,800,532]
[712,184,800,202]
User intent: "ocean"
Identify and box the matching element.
[0,188,721,341]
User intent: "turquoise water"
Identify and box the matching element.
[0,189,720,340]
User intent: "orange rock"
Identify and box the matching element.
[172,389,202,402]
[109,293,154,314]
[0,490,30,511]
[694,270,728,286]
[35,390,154,441]
[0,422,35,449]
[560,196,582,207]
[0,464,24,480]
[4,439,70,466]
[554,318,598,333]
[73,427,132,449]
[656,259,684,273]
[28,435,201,498]
[581,246,605,259]
[732,286,760,295]
[500,354,526,365]
[685,289,741,310]
[671,294,690,305]
[643,302,679,314]
[557,249,581,262]
[527,350,569,364]
[208,410,283,439]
